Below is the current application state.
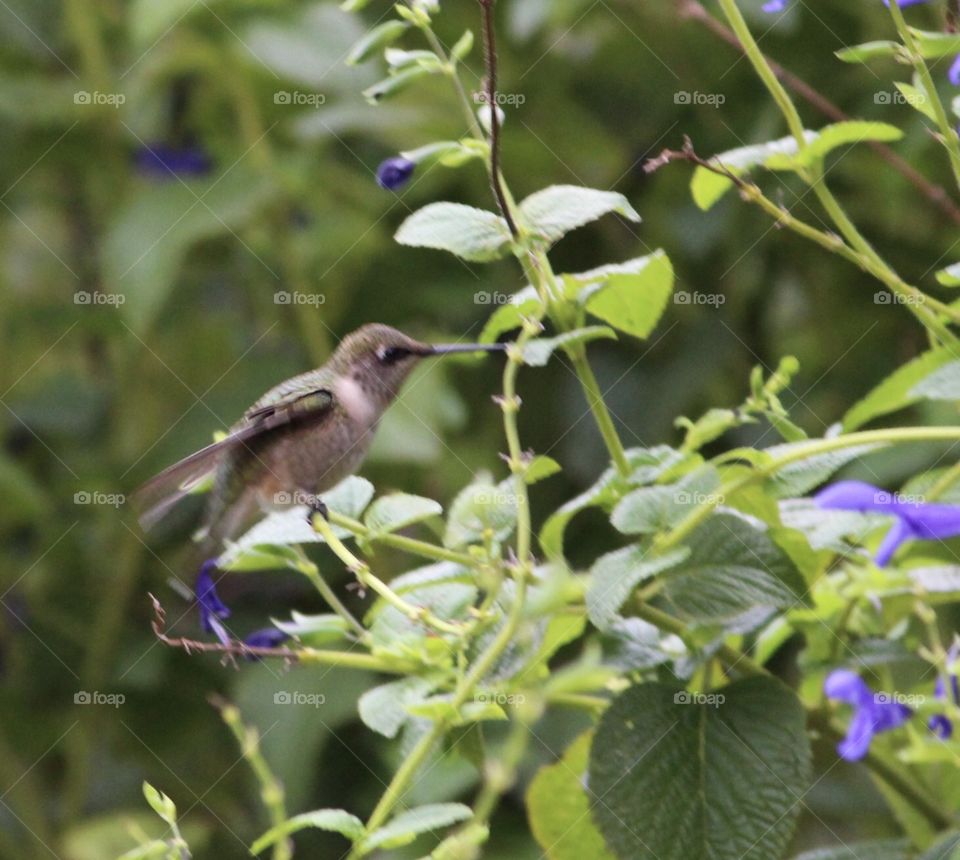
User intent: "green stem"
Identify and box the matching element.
[311,513,467,636]
[468,715,530,827]
[221,704,291,860]
[327,511,474,565]
[296,649,417,673]
[298,559,368,640]
[886,0,960,190]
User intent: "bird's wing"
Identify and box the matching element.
[133,387,335,530]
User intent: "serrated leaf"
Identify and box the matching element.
[843,348,956,430]
[835,41,900,63]
[765,442,883,498]
[518,185,640,244]
[395,203,512,262]
[582,250,674,340]
[346,20,409,65]
[611,465,721,536]
[522,326,617,367]
[363,493,442,536]
[908,359,960,400]
[358,677,437,738]
[444,476,519,548]
[251,809,365,854]
[587,546,689,630]
[690,133,814,210]
[659,512,810,627]
[527,732,615,860]
[588,678,811,860]
[361,803,472,852]
[539,446,687,560]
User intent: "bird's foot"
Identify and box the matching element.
[306,497,329,525]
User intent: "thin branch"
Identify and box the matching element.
[478,0,519,238]
[673,0,960,226]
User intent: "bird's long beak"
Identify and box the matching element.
[426,342,507,355]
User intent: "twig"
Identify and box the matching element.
[478,0,519,238]
[674,0,960,226]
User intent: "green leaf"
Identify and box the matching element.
[142,782,176,826]
[539,446,687,560]
[358,677,438,738]
[659,512,811,627]
[894,81,937,122]
[395,203,512,262]
[843,347,956,430]
[587,546,689,630]
[524,455,562,484]
[909,27,960,58]
[363,493,442,536]
[362,66,436,103]
[346,19,409,65]
[766,121,903,171]
[582,250,674,340]
[518,185,640,244]
[272,612,351,646]
[908,359,960,400]
[361,803,472,852]
[611,465,721,536]
[522,326,617,367]
[527,732,615,860]
[791,839,911,860]
[690,133,813,210]
[451,30,474,61]
[936,262,960,287]
[444,476,519,548]
[478,285,542,343]
[588,678,811,860]
[219,477,374,566]
[251,809,365,854]
[835,41,900,63]
[765,442,882,498]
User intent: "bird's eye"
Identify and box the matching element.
[378,346,409,364]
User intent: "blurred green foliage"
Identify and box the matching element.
[2,0,959,857]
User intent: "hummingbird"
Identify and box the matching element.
[135,323,506,553]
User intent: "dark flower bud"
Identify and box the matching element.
[376,155,416,190]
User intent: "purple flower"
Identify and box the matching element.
[882,0,935,6]
[825,669,912,760]
[813,480,960,566]
[196,559,231,646]
[135,143,212,180]
[242,627,290,661]
[762,0,787,11]
[929,645,960,738]
[950,55,960,87]
[376,156,415,190]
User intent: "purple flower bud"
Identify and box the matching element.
[242,627,290,661]
[762,0,787,12]
[930,714,953,739]
[376,156,416,190]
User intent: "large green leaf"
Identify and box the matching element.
[843,347,956,430]
[588,678,811,860]
[518,185,640,244]
[395,203,512,262]
[765,121,903,171]
[611,465,721,535]
[581,250,674,339]
[357,677,438,738]
[444,476,519,548]
[658,512,810,627]
[363,493,442,537]
[764,442,883,498]
[527,732,615,860]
